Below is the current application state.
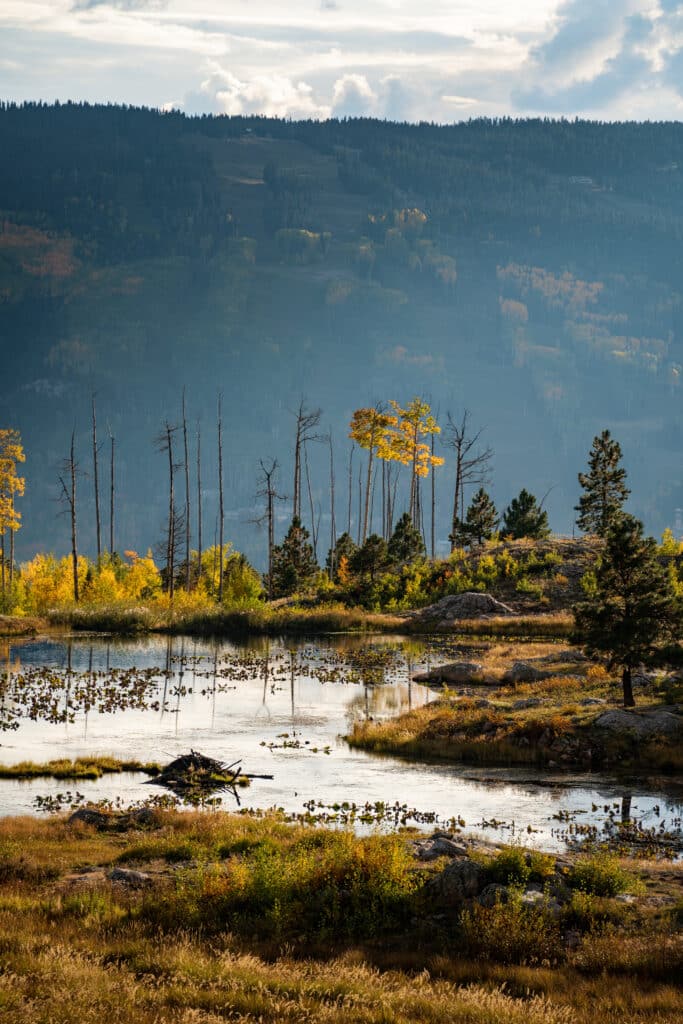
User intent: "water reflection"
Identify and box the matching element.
[0,634,680,852]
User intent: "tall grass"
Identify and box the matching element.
[0,811,680,1023]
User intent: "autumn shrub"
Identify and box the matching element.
[139,830,420,943]
[485,846,555,886]
[567,853,637,897]
[459,890,563,965]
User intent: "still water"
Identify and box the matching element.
[0,634,680,852]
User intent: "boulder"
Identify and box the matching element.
[503,661,553,684]
[410,592,515,622]
[414,834,468,861]
[594,708,683,738]
[512,697,542,710]
[412,661,483,685]
[108,867,152,887]
[428,858,486,904]
[477,883,509,907]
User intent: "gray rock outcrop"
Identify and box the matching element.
[594,708,682,738]
[408,592,515,625]
[412,661,483,685]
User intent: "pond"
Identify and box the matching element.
[0,634,680,852]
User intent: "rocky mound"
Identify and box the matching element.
[407,592,516,626]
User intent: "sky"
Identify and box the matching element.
[1,0,683,122]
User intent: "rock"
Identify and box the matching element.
[414,835,468,861]
[615,893,636,904]
[108,867,152,887]
[580,697,606,706]
[68,806,159,831]
[512,698,542,710]
[68,808,116,829]
[563,929,582,950]
[555,649,588,663]
[409,592,515,622]
[594,708,683,738]
[428,858,486,904]
[477,883,509,907]
[503,662,553,684]
[633,672,655,687]
[520,889,546,906]
[412,661,483,685]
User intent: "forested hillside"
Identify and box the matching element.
[1,103,682,566]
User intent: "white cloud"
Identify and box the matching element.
[199,63,330,118]
[1,0,683,120]
[331,73,376,115]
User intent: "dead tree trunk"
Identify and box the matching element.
[182,390,191,591]
[304,441,318,561]
[196,421,202,584]
[59,431,79,603]
[91,394,101,565]
[292,400,321,521]
[109,429,115,556]
[347,443,354,535]
[430,432,436,560]
[256,459,283,601]
[328,434,336,579]
[217,394,224,603]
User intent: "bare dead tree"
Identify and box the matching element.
[291,399,321,520]
[357,466,362,545]
[444,411,494,552]
[58,430,80,603]
[196,420,203,584]
[304,440,318,561]
[155,422,180,600]
[91,394,102,565]
[182,389,191,592]
[255,458,285,600]
[108,427,115,556]
[217,394,224,603]
[430,432,436,560]
[327,433,337,579]
[347,443,354,535]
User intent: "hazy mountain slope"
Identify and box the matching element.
[1,105,681,566]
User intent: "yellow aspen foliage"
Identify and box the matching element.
[0,428,25,536]
[337,554,352,587]
[121,550,162,601]
[21,554,89,612]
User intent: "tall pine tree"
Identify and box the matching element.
[575,430,630,537]
[502,489,549,539]
[270,516,318,598]
[573,514,681,706]
[463,488,498,545]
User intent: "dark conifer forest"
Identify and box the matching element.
[1,102,682,564]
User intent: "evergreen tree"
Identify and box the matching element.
[576,430,630,537]
[502,489,550,539]
[573,514,681,707]
[326,531,358,582]
[350,534,389,581]
[270,516,318,598]
[463,488,498,545]
[387,512,425,565]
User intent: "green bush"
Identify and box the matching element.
[567,853,636,897]
[459,889,563,965]
[486,846,555,886]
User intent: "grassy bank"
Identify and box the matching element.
[0,756,161,781]
[41,601,574,640]
[0,810,680,1023]
[349,641,683,775]
[0,614,45,637]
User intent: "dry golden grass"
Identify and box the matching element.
[0,811,680,1023]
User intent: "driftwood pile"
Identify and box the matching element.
[148,750,273,804]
